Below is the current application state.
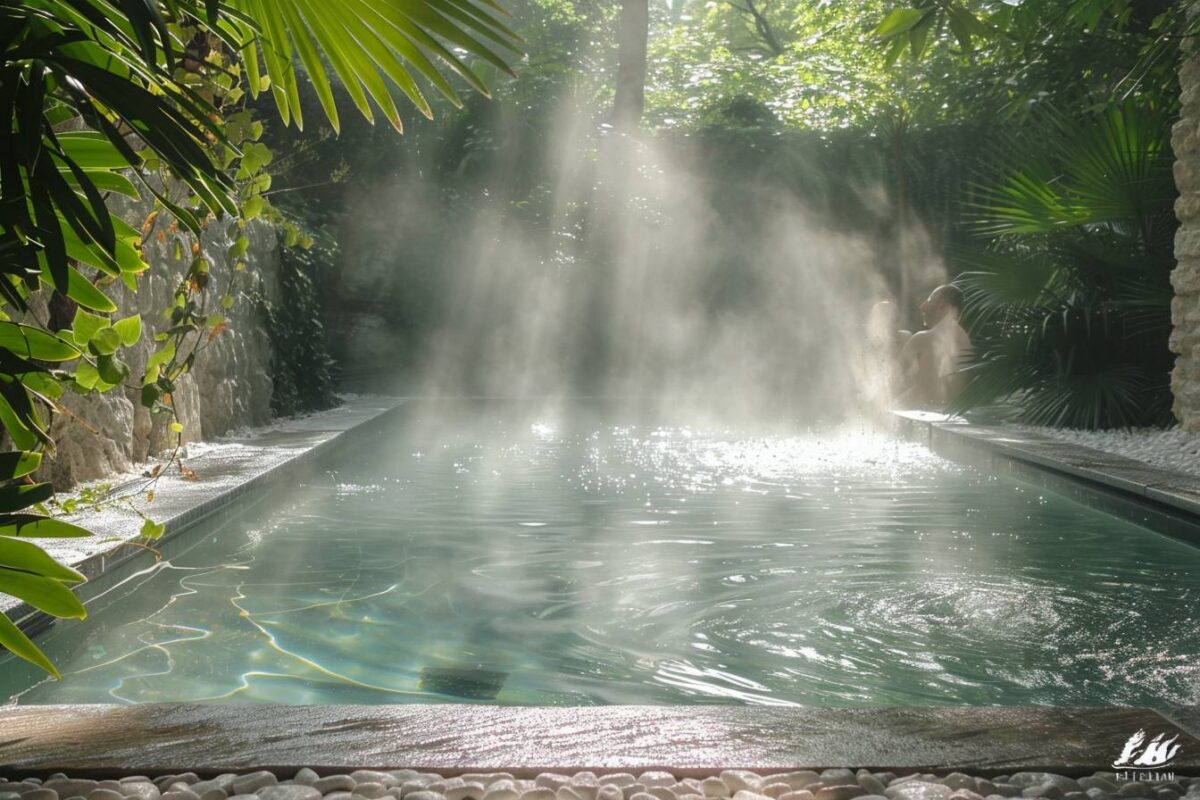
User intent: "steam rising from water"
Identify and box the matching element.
[349,97,945,423]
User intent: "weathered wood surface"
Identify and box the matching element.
[1,704,1198,776]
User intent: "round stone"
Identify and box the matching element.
[519,790,555,800]
[256,788,319,800]
[122,784,159,800]
[1077,784,1114,797]
[597,789,622,800]
[722,776,760,796]
[89,791,125,800]
[352,777,397,791]
[163,793,200,800]
[558,790,584,800]
[639,779,676,792]
[702,782,729,800]
[950,792,985,800]
[1023,788,1061,800]
[446,787,485,800]
[315,778,356,795]
[816,788,865,800]
[780,792,815,800]
[778,779,821,793]
[600,782,635,792]
[884,783,952,800]
[858,780,886,797]
[404,794,442,800]
[232,774,276,796]
[290,773,318,789]
[943,779,976,794]
[46,783,97,799]
[355,786,388,800]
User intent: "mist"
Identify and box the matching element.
[334,92,946,429]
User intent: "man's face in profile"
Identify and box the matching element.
[920,290,942,327]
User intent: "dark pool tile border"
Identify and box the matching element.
[2,399,407,635]
[2,704,1200,775]
[896,412,1200,547]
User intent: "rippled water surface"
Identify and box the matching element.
[6,404,1200,706]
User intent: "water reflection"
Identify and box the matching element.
[4,406,1199,707]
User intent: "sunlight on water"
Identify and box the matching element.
[5,403,1200,707]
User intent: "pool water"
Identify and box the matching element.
[4,404,1199,706]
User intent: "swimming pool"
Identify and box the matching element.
[3,402,1198,706]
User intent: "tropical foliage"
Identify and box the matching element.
[869,0,1185,426]
[953,101,1177,427]
[0,0,517,674]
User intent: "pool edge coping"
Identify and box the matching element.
[2,396,407,635]
[892,411,1200,547]
[2,703,1200,776]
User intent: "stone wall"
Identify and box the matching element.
[1174,14,1200,432]
[35,191,280,489]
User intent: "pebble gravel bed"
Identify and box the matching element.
[1021,426,1200,479]
[0,769,1196,800]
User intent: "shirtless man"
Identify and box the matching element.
[895,284,972,410]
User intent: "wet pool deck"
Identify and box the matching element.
[1,704,1199,775]
[894,411,1200,548]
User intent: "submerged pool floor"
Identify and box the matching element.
[4,404,1199,706]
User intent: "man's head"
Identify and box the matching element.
[920,284,964,327]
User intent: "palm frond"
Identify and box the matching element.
[228,0,523,133]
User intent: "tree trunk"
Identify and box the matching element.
[614,0,648,129]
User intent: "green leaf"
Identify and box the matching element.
[95,353,130,385]
[72,308,110,347]
[0,536,85,583]
[89,327,122,356]
[140,384,160,407]
[0,569,85,619]
[228,234,250,258]
[146,341,176,371]
[112,314,142,347]
[0,483,54,514]
[66,267,118,313]
[56,131,131,170]
[0,323,81,362]
[242,195,265,220]
[0,451,41,480]
[140,518,166,539]
[874,8,926,40]
[0,610,60,678]
[0,516,91,538]
[74,360,101,391]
